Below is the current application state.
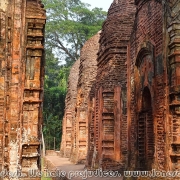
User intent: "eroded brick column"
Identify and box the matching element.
[0,1,8,173]
[60,59,80,158]
[8,0,23,175]
[166,0,180,171]
[21,0,45,177]
[0,0,45,179]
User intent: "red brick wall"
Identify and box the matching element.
[166,0,180,171]
[60,59,80,157]
[61,32,100,164]
[0,0,45,177]
[129,0,167,170]
[88,0,136,171]
[72,32,100,163]
[61,0,180,174]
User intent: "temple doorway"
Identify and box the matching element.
[137,87,154,170]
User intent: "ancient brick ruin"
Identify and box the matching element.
[61,0,180,177]
[0,0,45,179]
[60,58,80,158]
[60,32,100,164]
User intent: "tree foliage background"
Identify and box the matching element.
[42,0,107,150]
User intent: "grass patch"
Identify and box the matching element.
[41,177,52,180]
[41,158,52,180]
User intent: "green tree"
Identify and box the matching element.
[42,0,107,150]
[43,0,106,64]
[43,48,70,150]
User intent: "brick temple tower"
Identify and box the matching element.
[128,0,180,173]
[60,32,100,164]
[87,0,136,171]
[61,0,180,178]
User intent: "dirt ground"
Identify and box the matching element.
[45,155,123,180]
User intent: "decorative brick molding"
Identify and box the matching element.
[61,0,180,176]
[0,0,45,179]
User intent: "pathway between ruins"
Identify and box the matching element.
[45,154,123,180]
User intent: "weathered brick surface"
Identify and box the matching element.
[61,0,180,177]
[129,0,165,171]
[60,58,80,157]
[0,0,45,179]
[60,32,100,164]
[166,0,180,173]
[72,32,100,164]
[87,0,136,171]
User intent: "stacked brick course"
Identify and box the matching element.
[61,32,100,164]
[166,0,180,172]
[129,0,165,171]
[0,0,45,179]
[60,58,80,157]
[61,0,180,177]
[87,0,136,171]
